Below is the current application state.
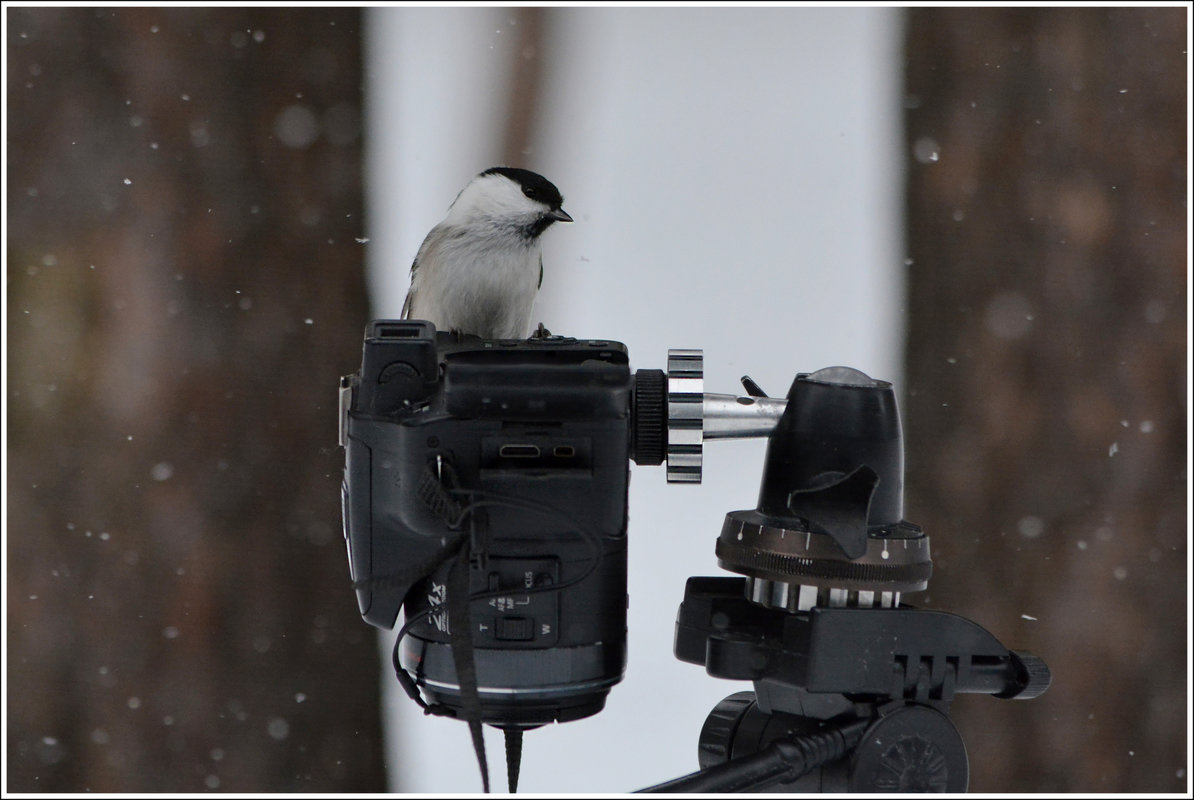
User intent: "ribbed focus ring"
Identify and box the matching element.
[632,369,666,466]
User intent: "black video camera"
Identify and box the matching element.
[339,320,1050,792]
[339,320,656,727]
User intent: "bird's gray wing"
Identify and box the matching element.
[401,257,418,319]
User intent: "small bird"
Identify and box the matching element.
[401,167,573,339]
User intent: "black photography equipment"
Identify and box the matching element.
[338,320,1051,793]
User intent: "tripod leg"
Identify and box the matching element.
[637,719,868,793]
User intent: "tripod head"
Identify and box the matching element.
[641,359,1051,792]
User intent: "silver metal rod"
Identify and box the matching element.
[701,393,788,440]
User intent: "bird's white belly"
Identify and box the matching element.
[416,239,540,339]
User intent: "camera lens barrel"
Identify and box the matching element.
[401,542,629,727]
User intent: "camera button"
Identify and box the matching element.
[494,617,535,641]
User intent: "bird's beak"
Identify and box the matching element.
[550,208,573,223]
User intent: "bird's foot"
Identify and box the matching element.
[530,322,553,340]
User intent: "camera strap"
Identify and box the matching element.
[392,461,532,792]
[445,536,492,793]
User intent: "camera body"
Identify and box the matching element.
[339,320,642,726]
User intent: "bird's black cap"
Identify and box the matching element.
[483,166,566,211]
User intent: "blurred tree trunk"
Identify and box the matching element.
[6,8,385,791]
[500,7,548,164]
[903,7,1186,793]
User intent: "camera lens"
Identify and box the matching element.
[400,542,629,727]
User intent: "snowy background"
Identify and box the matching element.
[6,6,1185,795]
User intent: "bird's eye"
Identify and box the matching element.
[523,186,536,198]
